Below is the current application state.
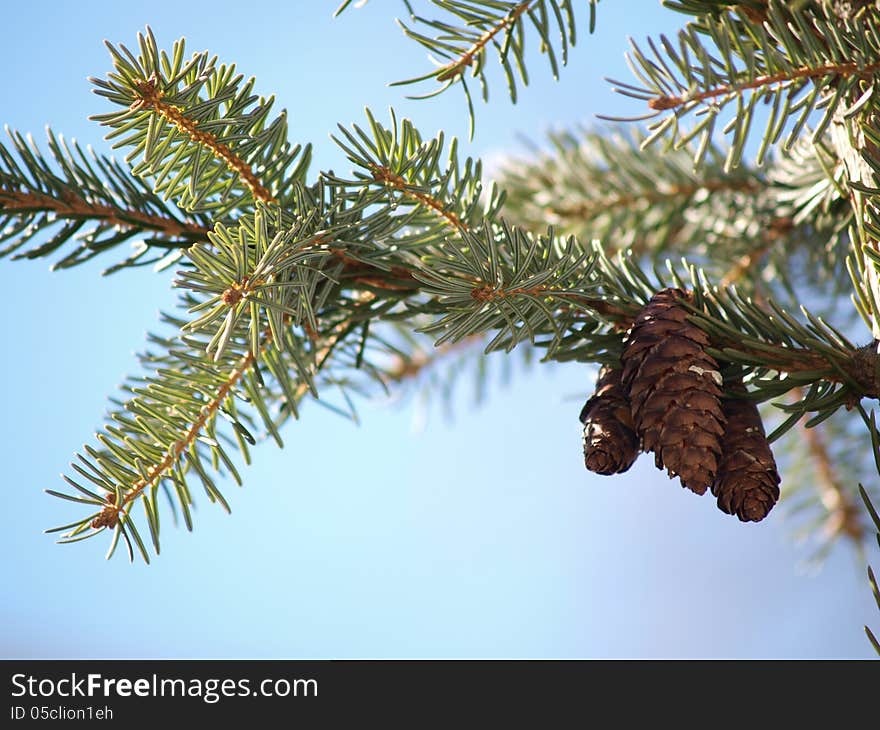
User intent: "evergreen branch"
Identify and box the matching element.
[392,1,594,134]
[546,176,760,222]
[92,104,491,549]
[432,1,534,83]
[49,107,484,559]
[606,3,880,169]
[646,60,880,114]
[103,318,349,533]
[0,128,211,272]
[1,189,208,240]
[404,219,876,412]
[412,222,631,353]
[40,83,880,562]
[371,165,469,231]
[97,342,259,531]
[51,302,350,561]
[177,205,336,362]
[799,414,865,544]
[68,198,413,556]
[555,248,880,408]
[90,28,311,216]
[330,108,503,237]
[320,171,880,406]
[128,73,275,203]
[497,126,764,254]
[382,334,486,383]
[693,293,876,400]
[821,0,880,341]
[496,125,849,296]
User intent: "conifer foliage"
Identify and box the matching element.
[3,3,880,647]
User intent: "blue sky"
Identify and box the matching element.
[0,1,877,658]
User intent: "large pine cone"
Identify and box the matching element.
[712,381,780,522]
[621,288,726,494]
[580,366,640,475]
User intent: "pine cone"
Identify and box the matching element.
[580,366,640,475]
[712,381,780,522]
[621,288,725,494]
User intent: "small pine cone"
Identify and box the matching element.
[621,288,726,494]
[712,382,780,522]
[579,366,640,475]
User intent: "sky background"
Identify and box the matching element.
[0,1,877,658]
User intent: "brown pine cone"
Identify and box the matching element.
[712,381,780,522]
[580,366,640,475]
[621,288,726,494]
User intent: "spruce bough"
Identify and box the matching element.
[3,2,880,649]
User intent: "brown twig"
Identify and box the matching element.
[471,283,546,301]
[473,284,642,326]
[383,335,486,383]
[548,178,762,223]
[0,188,210,241]
[435,1,534,82]
[470,278,880,394]
[100,344,260,526]
[798,416,865,544]
[648,60,880,112]
[719,217,794,287]
[370,165,468,230]
[100,318,350,527]
[131,74,275,204]
[91,149,462,526]
[331,247,418,292]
